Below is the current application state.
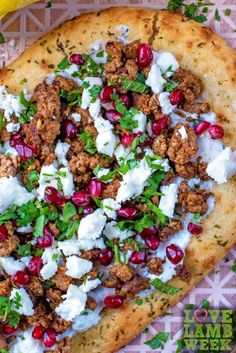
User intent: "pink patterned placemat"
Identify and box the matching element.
[0,1,235,352]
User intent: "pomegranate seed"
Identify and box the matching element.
[169,89,184,105]
[113,94,131,109]
[44,186,65,207]
[129,251,147,264]
[187,222,203,235]
[104,295,124,309]
[72,191,90,207]
[137,44,153,67]
[194,121,211,135]
[69,54,85,65]
[14,142,36,161]
[100,86,117,103]
[12,271,30,286]
[83,205,94,215]
[37,226,54,248]
[208,124,224,139]
[105,110,123,124]
[152,116,169,136]
[116,207,137,219]
[2,323,16,335]
[10,134,22,147]
[62,120,78,139]
[28,256,43,275]
[88,179,102,197]
[145,234,160,251]
[140,226,157,238]
[32,325,44,340]
[99,247,114,266]
[43,328,57,348]
[0,225,8,242]
[166,244,184,265]
[121,134,135,147]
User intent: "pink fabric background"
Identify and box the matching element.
[0,1,235,352]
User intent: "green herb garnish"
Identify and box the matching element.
[121,77,148,93]
[33,214,45,237]
[19,92,36,124]
[145,332,169,350]
[57,57,70,70]
[151,278,180,295]
[16,243,32,256]
[88,84,102,103]
[78,131,97,155]
[63,202,77,222]
[0,292,22,327]
[0,114,4,130]
[0,33,5,44]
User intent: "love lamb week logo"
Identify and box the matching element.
[183,309,235,352]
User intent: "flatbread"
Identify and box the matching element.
[0,7,236,353]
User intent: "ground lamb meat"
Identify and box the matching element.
[182,101,210,115]
[52,316,72,334]
[80,249,100,261]
[33,82,61,120]
[167,123,198,165]
[54,76,75,92]
[122,59,138,80]
[123,40,140,59]
[149,94,163,117]
[102,277,122,289]
[152,135,168,157]
[51,266,73,292]
[86,296,97,310]
[121,275,150,298]
[109,264,134,282]
[39,144,55,165]
[46,337,71,353]
[178,181,212,214]
[132,93,151,115]
[69,152,101,184]
[101,178,120,199]
[27,302,50,328]
[0,233,19,257]
[0,335,7,350]
[26,277,44,298]
[175,162,196,179]
[159,219,183,242]
[46,288,62,309]
[105,41,124,73]
[175,68,202,104]
[0,278,12,297]
[0,154,20,177]
[175,264,192,282]
[196,157,209,180]
[147,257,163,275]
[48,222,60,238]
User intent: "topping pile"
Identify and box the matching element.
[0,33,235,353]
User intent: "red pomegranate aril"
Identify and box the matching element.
[145,234,160,251]
[152,116,169,136]
[44,186,65,207]
[10,134,22,147]
[99,247,114,266]
[129,251,147,264]
[12,271,30,286]
[208,124,224,139]
[116,207,137,219]
[194,121,211,135]
[137,43,153,67]
[69,53,85,65]
[62,120,78,139]
[0,225,8,242]
[120,94,131,108]
[28,256,43,275]
[83,205,94,215]
[72,191,90,207]
[100,86,117,103]
[32,325,44,340]
[88,179,102,197]
[140,226,158,238]
[37,227,54,248]
[105,109,123,124]
[187,222,203,235]
[169,89,184,105]
[15,142,36,161]
[166,244,184,265]
[104,295,124,309]
[2,323,17,335]
[43,328,57,348]
[121,134,135,147]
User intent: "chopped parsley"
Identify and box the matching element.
[33,214,45,237]
[193,212,201,223]
[151,278,180,295]
[78,131,97,155]
[214,9,221,21]
[121,77,148,94]
[16,243,32,256]
[164,81,178,92]
[60,89,82,106]
[0,114,4,130]
[0,292,22,327]
[0,33,5,44]
[110,93,127,115]
[88,84,102,103]
[62,202,77,222]
[19,92,37,124]
[118,107,139,131]
[136,72,146,84]
[145,332,169,350]
[0,349,9,353]
[25,170,39,192]
[114,244,121,263]
[232,259,236,273]
[135,298,143,305]
[57,56,70,70]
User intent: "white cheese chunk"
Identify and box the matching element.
[0,256,25,275]
[0,86,24,121]
[200,111,216,123]
[77,237,105,251]
[114,25,130,43]
[55,141,70,167]
[159,183,179,218]
[132,111,147,133]
[178,125,188,139]
[59,64,82,86]
[102,198,120,219]
[71,112,81,122]
[103,221,134,241]
[40,247,61,280]
[10,288,34,316]
[89,99,101,119]
[81,77,102,118]
[114,144,135,166]
[78,209,107,240]
[55,284,87,321]
[145,63,166,94]
[159,92,176,115]
[9,329,44,353]
[66,256,92,279]
[116,157,152,202]
[206,147,236,184]
[156,51,179,78]
[57,238,81,256]
[6,122,20,132]
[94,116,117,156]
[73,308,101,333]
[195,132,224,163]
[95,168,111,182]
[80,278,101,293]
[0,177,34,214]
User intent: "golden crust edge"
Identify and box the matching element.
[0,7,235,353]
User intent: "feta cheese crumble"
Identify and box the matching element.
[6,122,21,133]
[103,221,134,241]
[159,183,179,218]
[206,147,236,184]
[0,86,24,121]
[10,288,34,316]
[66,256,93,279]
[156,51,179,78]
[159,92,176,115]
[94,116,117,156]
[55,141,70,167]
[178,125,188,139]
[132,111,147,133]
[9,329,44,353]
[102,198,120,219]
[40,248,61,280]
[78,209,107,240]
[0,256,25,275]
[145,64,166,94]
